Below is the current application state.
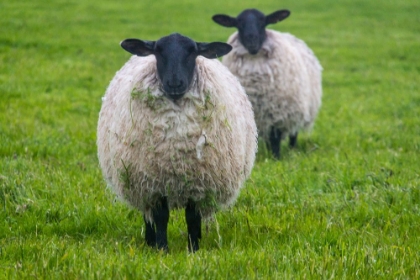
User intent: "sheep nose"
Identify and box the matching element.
[164,79,186,100]
[167,79,183,89]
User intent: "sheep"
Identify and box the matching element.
[212,9,322,159]
[97,33,258,252]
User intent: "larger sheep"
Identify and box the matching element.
[97,33,257,252]
[213,9,322,158]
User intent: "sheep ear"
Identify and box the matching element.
[120,39,155,56]
[212,14,238,27]
[197,42,232,59]
[265,10,290,25]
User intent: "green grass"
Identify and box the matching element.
[1,0,419,278]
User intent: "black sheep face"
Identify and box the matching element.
[212,9,291,55]
[236,9,267,55]
[120,33,232,101]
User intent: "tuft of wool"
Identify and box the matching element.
[97,55,257,222]
[222,29,322,142]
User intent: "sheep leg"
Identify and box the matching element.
[289,133,298,148]
[269,127,282,159]
[152,197,169,252]
[144,215,156,247]
[185,199,201,252]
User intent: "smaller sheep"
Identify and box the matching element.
[97,33,257,252]
[213,9,322,158]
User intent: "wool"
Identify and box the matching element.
[97,55,257,222]
[222,29,322,142]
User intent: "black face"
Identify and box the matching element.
[236,9,267,55]
[153,34,197,99]
[212,9,291,55]
[120,33,232,101]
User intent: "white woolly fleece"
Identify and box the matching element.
[222,29,322,141]
[97,55,257,222]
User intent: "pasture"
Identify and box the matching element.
[1,0,419,278]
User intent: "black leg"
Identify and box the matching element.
[144,215,156,247]
[289,133,298,148]
[185,199,201,252]
[269,127,282,159]
[152,197,169,252]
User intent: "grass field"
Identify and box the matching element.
[1,0,419,278]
